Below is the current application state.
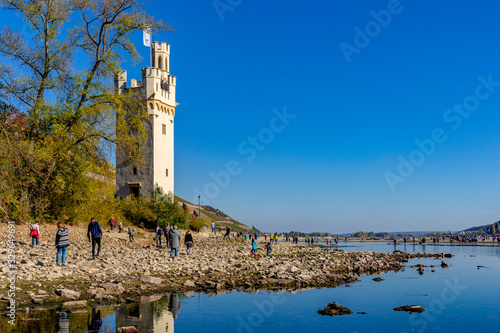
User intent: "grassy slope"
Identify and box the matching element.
[174,195,254,233]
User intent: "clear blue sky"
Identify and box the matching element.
[3,0,500,233]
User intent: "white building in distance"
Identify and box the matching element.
[115,41,177,198]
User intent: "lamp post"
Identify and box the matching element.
[198,195,201,218]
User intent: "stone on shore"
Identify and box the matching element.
[140,275,163,285]
[55,288,80,300]
[62,300,88,308]
[184,280,196,287]
[101,282,125,294]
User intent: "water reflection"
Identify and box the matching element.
[56,312,69,333]
[5,242,500,333]
[87,308,102,332]
[116,293,179,332]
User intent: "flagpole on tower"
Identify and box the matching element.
[143,28,152,72]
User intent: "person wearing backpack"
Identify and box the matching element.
[155,224,164,248]
[55,223,70,266]
[108,217,115,231]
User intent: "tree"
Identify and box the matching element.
[0,0,172,221]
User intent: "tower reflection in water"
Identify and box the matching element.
[116,293,180,333]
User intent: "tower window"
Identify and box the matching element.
[162,124,166,135]
[133,166,137,175]
[166,169,169,177]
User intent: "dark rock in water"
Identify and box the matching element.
[444,253,452,258]
[318,302,353,316]
[372,277,384,282]
[394,305,425,314]
[357,312,367,315]
[441,260,448,268]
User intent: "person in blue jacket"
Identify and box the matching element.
[87,218,103,260]
[251,238,257,259]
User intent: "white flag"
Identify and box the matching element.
[143,29,152,47]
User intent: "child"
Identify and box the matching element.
[265,242,272,257]
[251,238,257,259]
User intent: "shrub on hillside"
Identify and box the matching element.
[118,185,189,230]
[190,217,206,232]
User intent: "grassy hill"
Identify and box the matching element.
[174,195,256,233]
[464,220,500,234]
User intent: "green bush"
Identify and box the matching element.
[118,196,157,229]
[190,217,206,232]
[117,185,190,230]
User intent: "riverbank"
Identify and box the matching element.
[0,223,450,309]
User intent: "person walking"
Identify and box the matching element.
[211,221,215,233]
[223,226,231,240]
[108,217,115,231]
[55,222,70,266]
[29,222,40,247]
[118,220,123,233]
[155,224,163,248]
[184,230,194,255]
[169,225,181,258]
[265,242,272,257]
[87,218,103,260]
[254,231,258,241]
[164,223,172,247]
[128,228,134,242]
[251,238,257,259]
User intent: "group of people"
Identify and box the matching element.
[154,223,195,257]
[250,238,273,259]
[27,217,197,266]
[29,221,70,265]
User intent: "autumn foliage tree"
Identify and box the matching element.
[0,0,171,222]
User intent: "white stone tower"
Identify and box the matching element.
[115,41,177,198]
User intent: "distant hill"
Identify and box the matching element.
[464,220,500,234]
[174,196,257,233]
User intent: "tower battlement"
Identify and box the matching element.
[152,41,170,54]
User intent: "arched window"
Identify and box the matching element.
[149,103,153,110]
[158,56,162,69]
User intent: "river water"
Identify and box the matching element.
[5,242,500,332]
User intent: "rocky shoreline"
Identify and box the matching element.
[0,224,451,309]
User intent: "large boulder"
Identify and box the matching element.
[184,280,196,287]
[55,289,80,300]
[139,275,163,285]
[101,282,125,294]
